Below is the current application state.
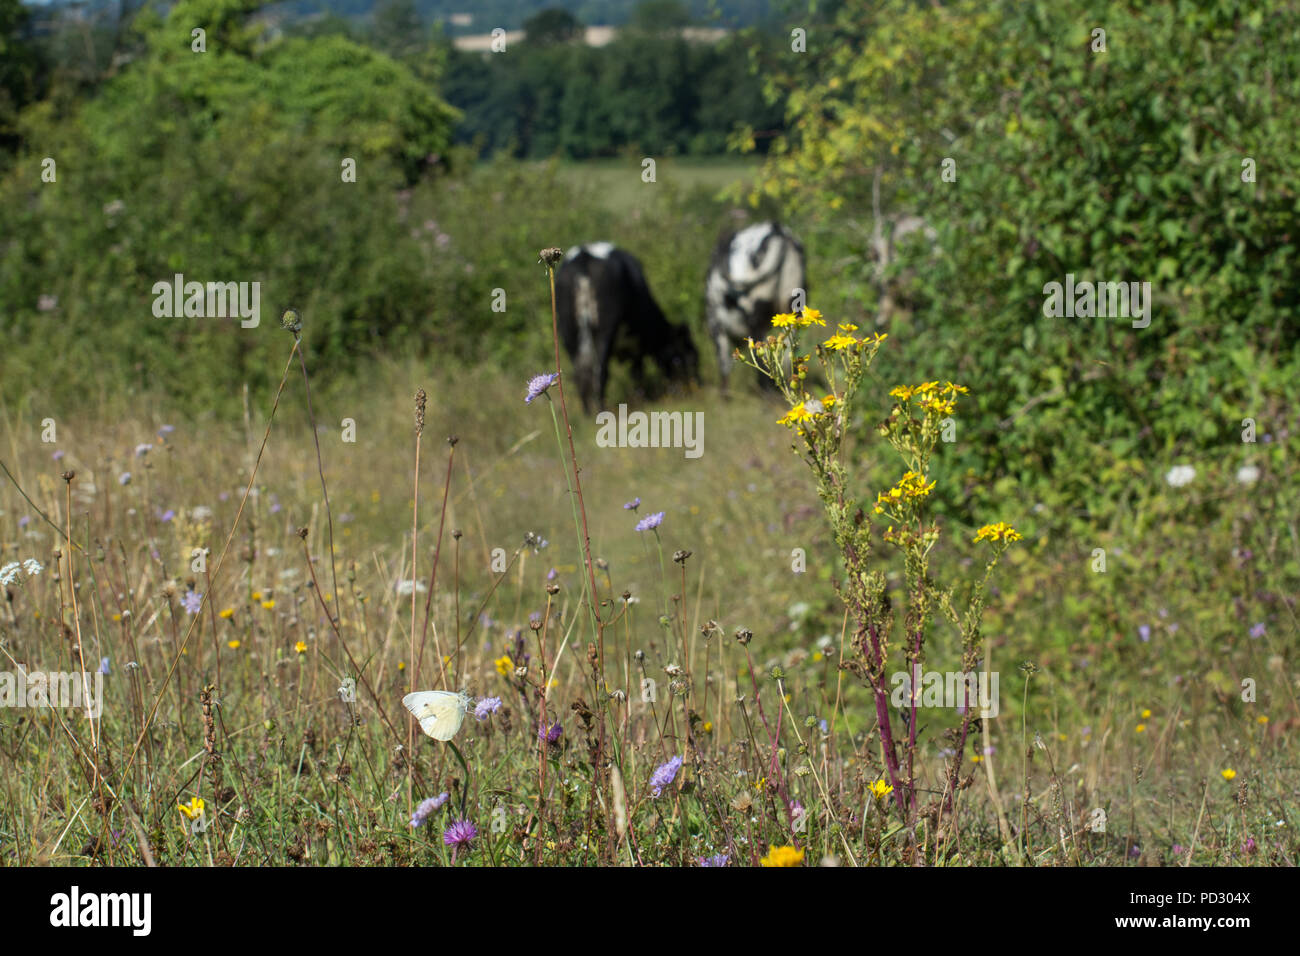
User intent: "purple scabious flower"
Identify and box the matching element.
[538,720,562,744]
[118,472,131,486]
[1250,622,1266,639]
[160,508,175,523]
[158,424,175,436]
[546,567,557,581]
[635,511,665,532]
[134,443,152,458]
[649,755,683,797]
[443,819,477,846]
[52,450,64,461]
[623,497,641,511]
[697,853,729,867]
[1138,624,1151,642]
[411,793,449,828]
[181,590,203,615]
[525,372,559,404]
[475,696,502,720]
[98,657,110,676]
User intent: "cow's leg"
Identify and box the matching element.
[714,331,734,394]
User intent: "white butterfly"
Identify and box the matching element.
[402,689,473,741]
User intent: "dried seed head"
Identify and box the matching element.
[61,471,75,483]
[447,435,459,447]
[281,308,303,334]
[539,247,564,267]
[452,529,463,540]
[414,388,427,436]
[296,527,309,540]
[545,582,559,595]
[672,549,692,564]
[735,627,754,646]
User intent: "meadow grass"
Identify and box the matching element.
[0,297,1296,866]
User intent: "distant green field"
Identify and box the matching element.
[552,157,761,214]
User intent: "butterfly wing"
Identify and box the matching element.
[403,691,467,741]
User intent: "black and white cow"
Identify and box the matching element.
[555,243,699,414]
[704,221,806,391]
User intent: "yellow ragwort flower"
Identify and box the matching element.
[1221,768,1237,781]
[760,845,805,867]
[771,313,797,328]
[295,640,308,654]
[889,385,915,401]
[227,639,241,650]
[822,333,857,350]
[494,654,514,676]
[261,600,275,610]
[869,778,893,800]
[178,796,205,820]
[796,308,825,328]
[974,522,1023,544]
[219,607,234,619]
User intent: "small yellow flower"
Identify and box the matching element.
[178,796,205,820]
[295,640,308,654]
[1141,709,1152,719]
[1135,724,1146,733]
[252,591,263,601]
[219,608,234,619]
[1221,768,1237,781]
[822,333,856,350]
[889,384,914,401]
[261,600,275,610]
[971,754,982,763]
[838,322,859,333]
[494,654,514,677]
[227,639,241,650]
[869,778,893,800]
[771,313,797,328]
[760,845,805,867]
[1257,715,1269,725]
[974,522,1023,544]
[702,721,713,733]
[398,661,406,671]
[111,613,122,622]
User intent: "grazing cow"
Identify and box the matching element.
[555,243,699,414]
[704,221,806,391]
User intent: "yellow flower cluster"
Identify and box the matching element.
[973,522,1023,544]
[777,394,837,428]
[869,778,894,800]
[494,654,514,676]
[177,796,205,820]
[890,381,968,403]
[771,308,825,329]
[759,845,806,867]
[873,471,936,514]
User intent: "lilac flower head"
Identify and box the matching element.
[18,516,29,529]
[98,657,110,676]
[697,853,729,867]
[410,792,449,828]
[623,497,641,511]
[443,819,478,846]
[1138,624,1151,642]
[118,472,131,486]
[525,372,559,404]
[1172,844,1185,856]
[160,509,175,523]
[134,443,152,458]
[158,424,175,436]
[649,754,683,797]
[635,511,665,532]
[1250,622,1266,639]
[546,567,557,581]
[181,590,203,615]
[538,720,563,744]
[52,450,64,461]
[474,696,502,720]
